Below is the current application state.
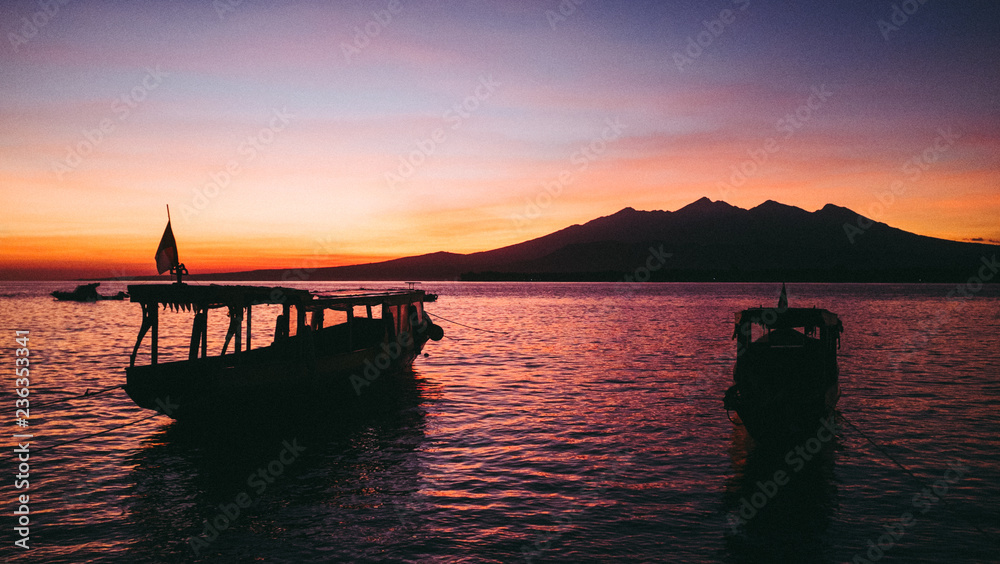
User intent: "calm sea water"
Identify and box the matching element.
[0,281,998,563]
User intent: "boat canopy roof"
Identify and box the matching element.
[308,290,430,311]
[127,283,429,311]
[735,307,840,329]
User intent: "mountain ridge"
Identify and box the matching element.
[170,198,998,283]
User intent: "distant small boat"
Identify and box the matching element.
[52,283,127,302]
[723,284,843,445]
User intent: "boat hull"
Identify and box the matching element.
[725,379,839,448]
[125,328,429,421]
[52,292,126,302]
[52,282,126,302]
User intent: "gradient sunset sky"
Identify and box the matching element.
[2,0,998,279]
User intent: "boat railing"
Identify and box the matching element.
[127,285,433,368]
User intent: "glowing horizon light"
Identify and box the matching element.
[0,0,997,279]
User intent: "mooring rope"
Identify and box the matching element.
[31,412,163,453]
[837,409,994,541]
[32,385,125,410]
[0,384,126,415]
[425,312,509,334]
[837,410,923,485]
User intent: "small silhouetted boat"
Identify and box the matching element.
[52,283,127,302]
[723,284,843,445]
[122,207,444,421]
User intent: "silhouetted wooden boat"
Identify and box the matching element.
[123,283,443,420]
[52,283,127,302]
[122,207,444,421]
[723,285,843,445]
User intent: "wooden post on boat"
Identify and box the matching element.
[189,311,200,361]
[234,307,242,353]
[346,306,354,350]
[246,305,252,351]
[221,305,243,354]
[150,303,159,365]
[281,303,291,339]
[189,309,207,361]
[201,309,208,357]
[274,314,287,341]
[296,305,306,336]
[171,263,188,285]
[310,309,324,331]
[131,302,156,367]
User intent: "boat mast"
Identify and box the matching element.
[165,205,189,284]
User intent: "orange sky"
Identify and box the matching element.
[1,1,998,280]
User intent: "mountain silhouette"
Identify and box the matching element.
[188,198,998,282]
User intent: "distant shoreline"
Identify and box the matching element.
[62,267,996,284]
